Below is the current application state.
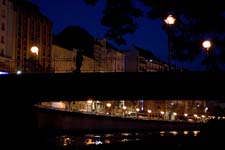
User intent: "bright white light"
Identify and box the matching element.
[17,70,22,75]
[164,15,176,25]
[173,112,177,116]
[122,106,127,110]
[87,100,93,104]
[183,131,189,135]
[136,108,140,112]
[184,113,188,117]
[31,46,39,55]
[205,107,208,113]
[0,71,8,75]
[95,140,103,145]
[160,111,165,115]
[106,103,111,108]
[148,110,152,113]
[193,131,200,136]
[202,40,211,50]
[51,102,65,109]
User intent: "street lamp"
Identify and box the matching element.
[31,46,39,56]
[122,106,127,117]
[202,40,211,53]
[106,103,112,115]
[164,14,176,71]
[30,46,39,72]
[202,40,212,70]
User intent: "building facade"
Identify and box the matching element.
[52,45,95,73]
[125,46,167,72]
[94,38,125,72]
[0,0,52,73]
[0,0,14,72]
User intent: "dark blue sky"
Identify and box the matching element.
[30,0,204,70]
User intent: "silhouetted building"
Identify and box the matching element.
[125,46,167,72]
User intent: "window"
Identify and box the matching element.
[1,36,4,43]
[1,9,6,18]
[1,23,5,31]
[0,49,4,56]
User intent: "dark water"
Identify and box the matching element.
[41,130,203,150]
[34,119,225,150]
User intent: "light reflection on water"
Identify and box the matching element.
[54,130,200,147]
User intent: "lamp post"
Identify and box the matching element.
[164,15,176,71]
[106,103,112,114]
[202,40,212,71]
[30,46,39,72]
[122,106,127,117]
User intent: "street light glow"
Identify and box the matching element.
[87,100,93,104]
[31,46,39,55]
[106,103,111,108]
[136,108,140,112]
[164,14,176,72]
[164,15,176,25]
[17,70,22,75]
[148,109,152,113]
[202,40,211,51]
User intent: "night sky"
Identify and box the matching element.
[30,0,204,71]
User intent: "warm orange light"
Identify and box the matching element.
[87,99,93,104]
[148,109,152,113]
[106,103,111,108]
[202,40,211,51]
[31,46,39,55]
[164,15,176,25]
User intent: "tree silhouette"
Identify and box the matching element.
[53,26,94,57]
[84,0,225,69]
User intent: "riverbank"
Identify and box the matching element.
[34,106,204,133]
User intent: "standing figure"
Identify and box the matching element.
[74,50,83,73]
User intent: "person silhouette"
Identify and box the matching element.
[74,50,83,73]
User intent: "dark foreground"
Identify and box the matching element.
[38,119,225,150]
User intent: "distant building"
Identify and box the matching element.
[94,38,125,72]
[0,0,52,73]
[125,46,167,72]
[0,0,14,72]
[0,56,11,72]
[51,45,95,73]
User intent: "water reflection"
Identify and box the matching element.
[54,130,200,148]
[193,131,200,136]
[183,131,189,135]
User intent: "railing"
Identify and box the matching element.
[0,58,184,73]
